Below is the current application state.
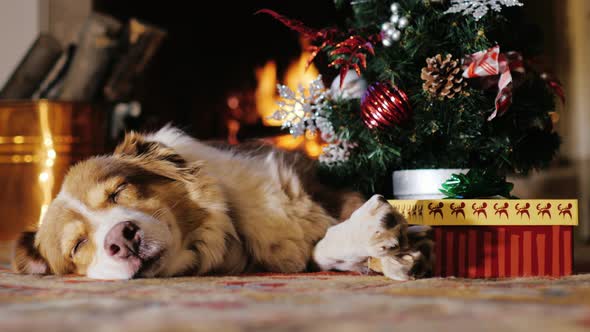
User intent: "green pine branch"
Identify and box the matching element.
[314,0,561,195]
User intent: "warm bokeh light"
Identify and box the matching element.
[255,40,323,157]
[283,40,320,97]
[255,40,320,127]
[304,138,324,158]
[255,61,278,126]
[227,96,240,110]
[37,100,55,225]
[271,134,324,159]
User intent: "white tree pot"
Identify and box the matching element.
[392,169,470,199]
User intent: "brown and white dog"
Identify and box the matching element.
[12,126,431,280]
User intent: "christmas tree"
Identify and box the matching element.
[262,0,562,196]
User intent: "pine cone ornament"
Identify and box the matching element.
[421,54,467,99]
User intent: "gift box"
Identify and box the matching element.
[388,199,578,278]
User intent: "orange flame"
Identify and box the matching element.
[271,132,323,159]
[255,40,323,156]
[256,40,320,126]
[255,61,279,126]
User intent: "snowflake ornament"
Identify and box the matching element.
[271,75,356,166]
[445,0,523,21]
[319,141,357,166]
[270,75,333,139]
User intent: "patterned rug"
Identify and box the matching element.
[1,265,590,332]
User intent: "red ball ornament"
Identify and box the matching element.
[360,81,412,129]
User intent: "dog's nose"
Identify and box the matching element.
[104,221,141,259]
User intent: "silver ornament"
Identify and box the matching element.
[390,2,400,13]
[383,28,395,38]
[390,14,400,24]
[398,16,409,29]
[379,2,410,46]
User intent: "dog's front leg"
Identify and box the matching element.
[313,195,410,278]
[180,211,242,275]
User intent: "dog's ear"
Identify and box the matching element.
[12,231,49,274]
[114,131,186,166]
[114,131,202,183]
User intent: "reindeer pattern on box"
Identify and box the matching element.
[390,200,578,226]
[389,199,578,278]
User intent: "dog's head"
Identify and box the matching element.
[13,132,212,279]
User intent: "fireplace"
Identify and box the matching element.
[224,38,324,157]
[93,0,343,152]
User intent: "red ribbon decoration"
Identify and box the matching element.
[257,9,378,88]
[463,46,524,121]
[463,46,566,121]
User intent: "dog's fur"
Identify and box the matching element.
[12,126,431,280]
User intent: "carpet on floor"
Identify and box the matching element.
[1,265,590,332]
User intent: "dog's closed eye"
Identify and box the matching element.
[70,238,88,258]
[108,182,128,204]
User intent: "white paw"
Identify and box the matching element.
[351,194,392,219]
[312,194,407,273]
[368,229,400,258]
[351,194,401,227]
[379,251,421,281]
[350,194,407,258]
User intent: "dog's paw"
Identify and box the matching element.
[313,195,409,274]
[406,230,435,279]
[351,194,392,219]
[379,254,415,281]
[350,195,408,257]
[351,195,406,229]
[382,227,435,280]
[368,228,402,258]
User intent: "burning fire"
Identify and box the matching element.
[273,132,324,158]
[255,61,279,126]
[255,41,324,157]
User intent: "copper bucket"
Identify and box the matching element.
[0,100,104,240]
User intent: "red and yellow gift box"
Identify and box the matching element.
[388,199,578,278]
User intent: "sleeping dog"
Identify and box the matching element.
[13,126,432,280]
